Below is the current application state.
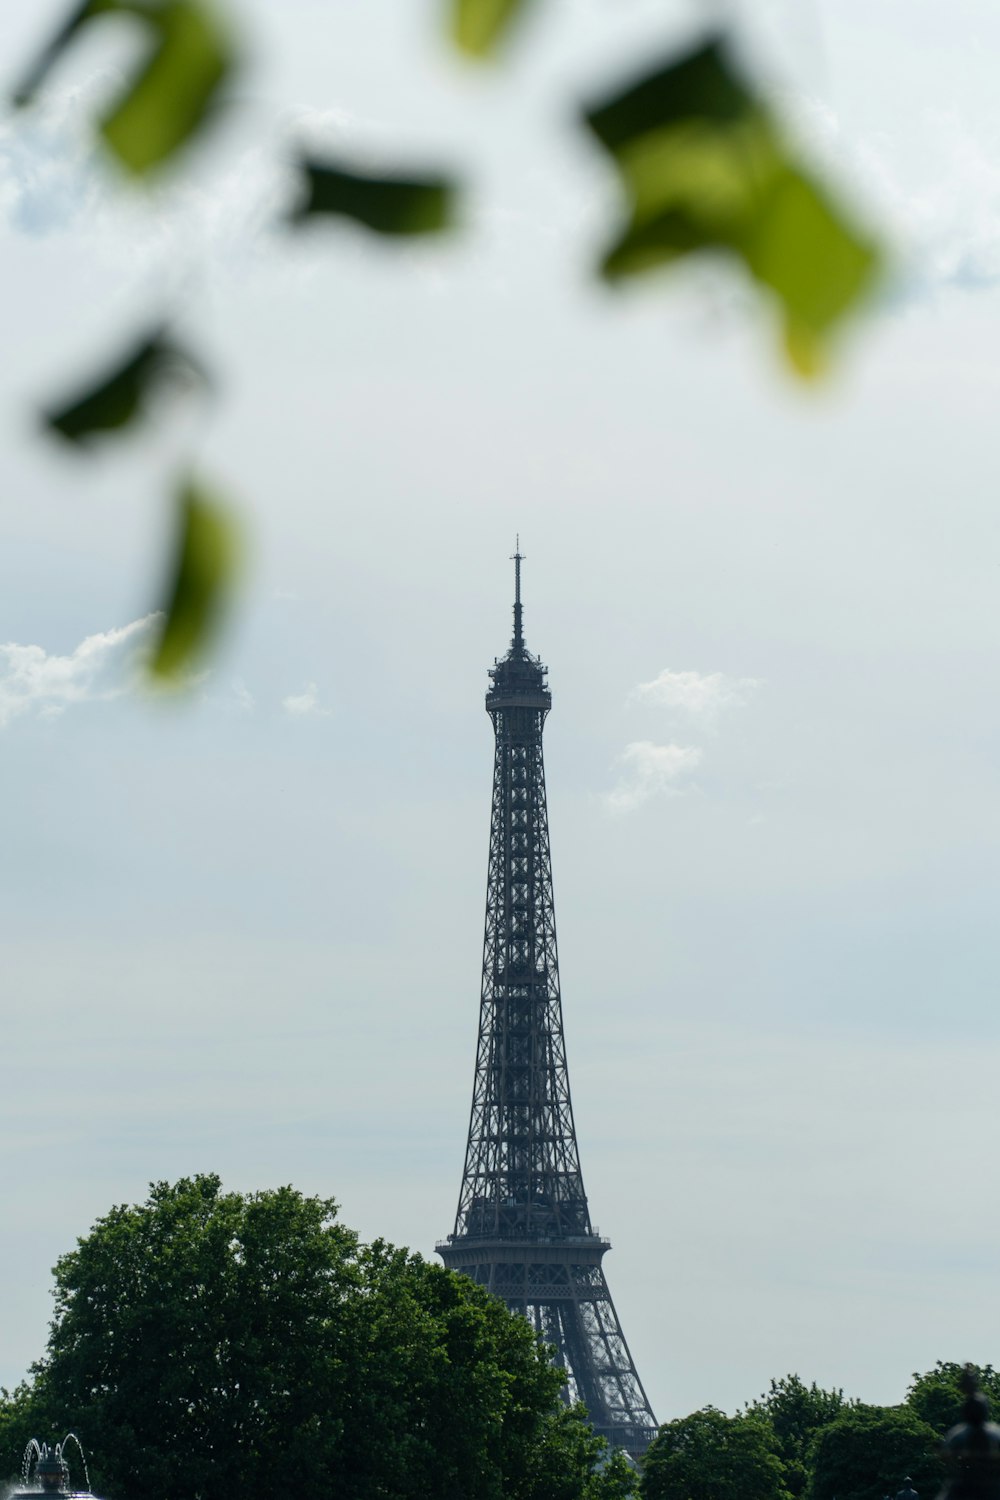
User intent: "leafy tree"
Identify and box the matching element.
[906,1362,1000,1437]
[745,1374,848,1495]
[806,1405,942,1500]
[8,1174,603,1500]
[512,1402,605,1500]
[334,1240,597,1500]
[0,1382,38,1477]
[587,1446,640,1498]
[642,1406,791,1500]
[23,1175,358,1499]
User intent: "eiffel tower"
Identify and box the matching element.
[438,548,658,1457]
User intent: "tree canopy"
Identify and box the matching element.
[642,1405,791,1500]
[745,1374,848,1496]
[806,1404,943,1500]
[6,1183,992,1500]
[587,1448,640,1499]
[905,1362,1000,1437]
[5,1174,607,1500]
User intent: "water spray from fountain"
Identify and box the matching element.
[13,1436,100,1500]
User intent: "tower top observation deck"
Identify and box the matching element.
[486,543,551,714]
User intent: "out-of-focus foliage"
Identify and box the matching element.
[3,1175,611,1500]
[288,158,458,237]
[150,480,240,681]
[745,1375,849,1497]
[9,1,889,690]
[44,328,204,445]
[643,1406,792,1500]
[906,1363,1000,1437]
[583,37,882,376]
[449,0,530,58]
[13,0,236,176]
[805,1405,943,1500]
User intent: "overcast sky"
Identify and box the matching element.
[2,0,1000,1432]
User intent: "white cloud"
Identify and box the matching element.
[604,740,702,813]
[631,668,759,718]
[282,682,327,717]
[0,615,158,728]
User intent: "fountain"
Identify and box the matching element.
[11,1437,103,1500]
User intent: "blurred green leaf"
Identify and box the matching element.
[583,37,882,375]
[13,0,235,176]
[449,0,528,57]
[150,480,240,681]
[289,158,457,236]
[102,2,233,174]
[11,0,105,108]
[44,328,205,444]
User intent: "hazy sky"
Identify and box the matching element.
[3,0,1000,1430]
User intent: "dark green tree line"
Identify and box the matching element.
[746,1374,848,1497]
[905,1362,1000,1437]
[642,1405,790,1500]
[806,1405,942,1500]
[3,1178,993,1500]
[643,1364,995,1500]
[0,1175,610,1500]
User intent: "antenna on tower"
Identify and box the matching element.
[511,537,524,651]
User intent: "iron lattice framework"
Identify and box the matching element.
[438,552,657,1457]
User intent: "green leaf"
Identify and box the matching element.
[449,0,528,57]
[13,0,235,176]
[150,480,240,681]
[11,0,108,108]
[288,158,457,236]
[583,36,883,374]
[44,328,205,444]
[103,1,233,175]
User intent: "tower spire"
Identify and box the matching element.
[511,536,524,654]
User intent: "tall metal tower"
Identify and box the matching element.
[438,549,658,1457]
